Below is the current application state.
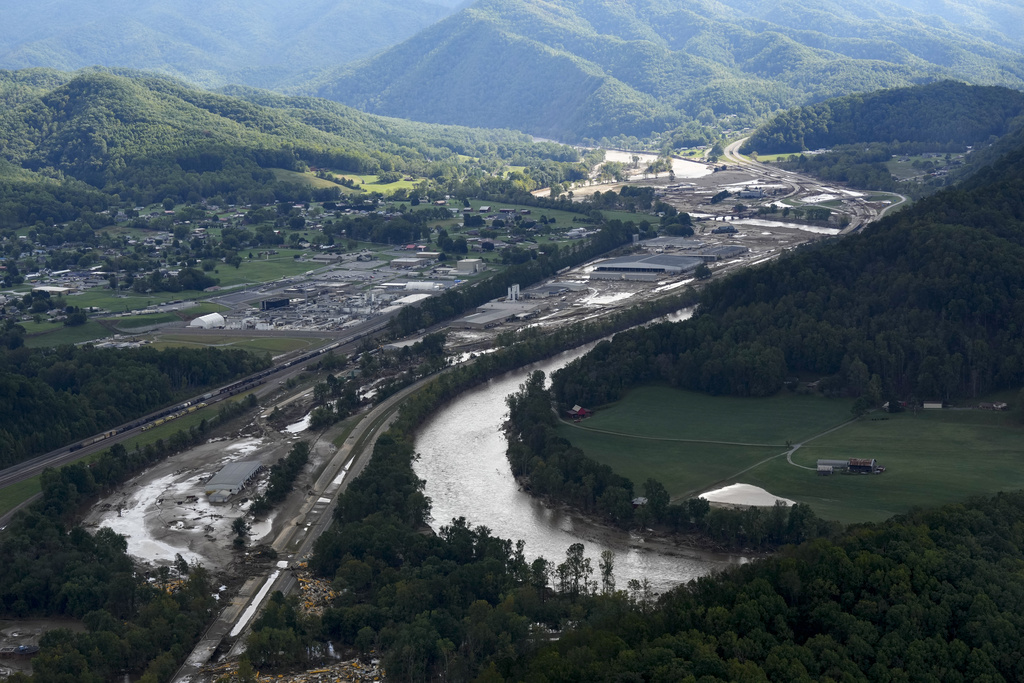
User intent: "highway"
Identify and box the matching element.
[172,367,437,682]
[723,138,907,234]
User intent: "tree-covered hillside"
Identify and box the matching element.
[742,81,1024,154]
[0,68,588,216]
[553,128,1024,408]
[315,0,1024,141]
[0,0,456,90]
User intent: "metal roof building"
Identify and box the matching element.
[594,254,704,275]
[205,461,264,502]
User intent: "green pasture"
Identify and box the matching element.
[577,386,853,444]
[114,312,180,329]
[558,425,780,501]
[561,385,1024,524]
[558,385,852,499]
[744,409,1024,524]
[69,289,194,312]
[270,168,355,191]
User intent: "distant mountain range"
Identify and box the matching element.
[1,0,1023,143]
[313,0,1024,141]
[0,0,462,90]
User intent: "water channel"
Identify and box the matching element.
[413,309,748,594]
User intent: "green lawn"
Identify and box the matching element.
[561,385,1024,524]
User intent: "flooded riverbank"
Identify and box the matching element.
[414,311,749,594]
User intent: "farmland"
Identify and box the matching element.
[559,386,1024,523]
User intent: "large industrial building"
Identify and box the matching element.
[591,254,704,280]
[205,461,265,503]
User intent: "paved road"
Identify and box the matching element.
[723,138,908,234]
[172,372,438,682]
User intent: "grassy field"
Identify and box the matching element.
[560,385,1024,524]
[575,386,853,444]
[0,476,41,519]
[23,320,111,347]
[744,409,1024,524]
[202,250,314,288]
[151,334,322,356]
[270,168,351,191]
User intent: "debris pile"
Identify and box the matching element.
[294,563,337,616]
[204,656,384,682]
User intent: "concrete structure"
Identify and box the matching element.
[923,401,944,410]
[189,312,226,329]
[392,257,427,269]
[693,245,749,262]
[260,298,289,311]
[456,259,485,274]
[205,461,265,502]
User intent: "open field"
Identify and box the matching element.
[556,426,780,500]
[561,386,1024,524]
[270,168,351,191]
[574,386,853,444]
[0,477,41,519]
[23,320,111,347]
[743,409,1024,523]
[200,250,314,288]
[150,334,323,356]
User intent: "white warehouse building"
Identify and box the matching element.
[189,312,226,329]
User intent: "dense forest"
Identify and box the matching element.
[742,81,1024,155]
[551,129,1024,410]
[0,333,270,467]
[317,0,1024,141]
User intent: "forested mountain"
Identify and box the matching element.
[743,81,1024,154]
[553,127,1024,407]
[0,0,457,90]
[315,0,1024,141]
[0,68,585,218]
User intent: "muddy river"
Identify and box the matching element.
[413,310,748,594]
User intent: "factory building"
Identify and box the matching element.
[205,461,265,503]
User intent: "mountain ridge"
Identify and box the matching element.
[313,0,1024,141]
